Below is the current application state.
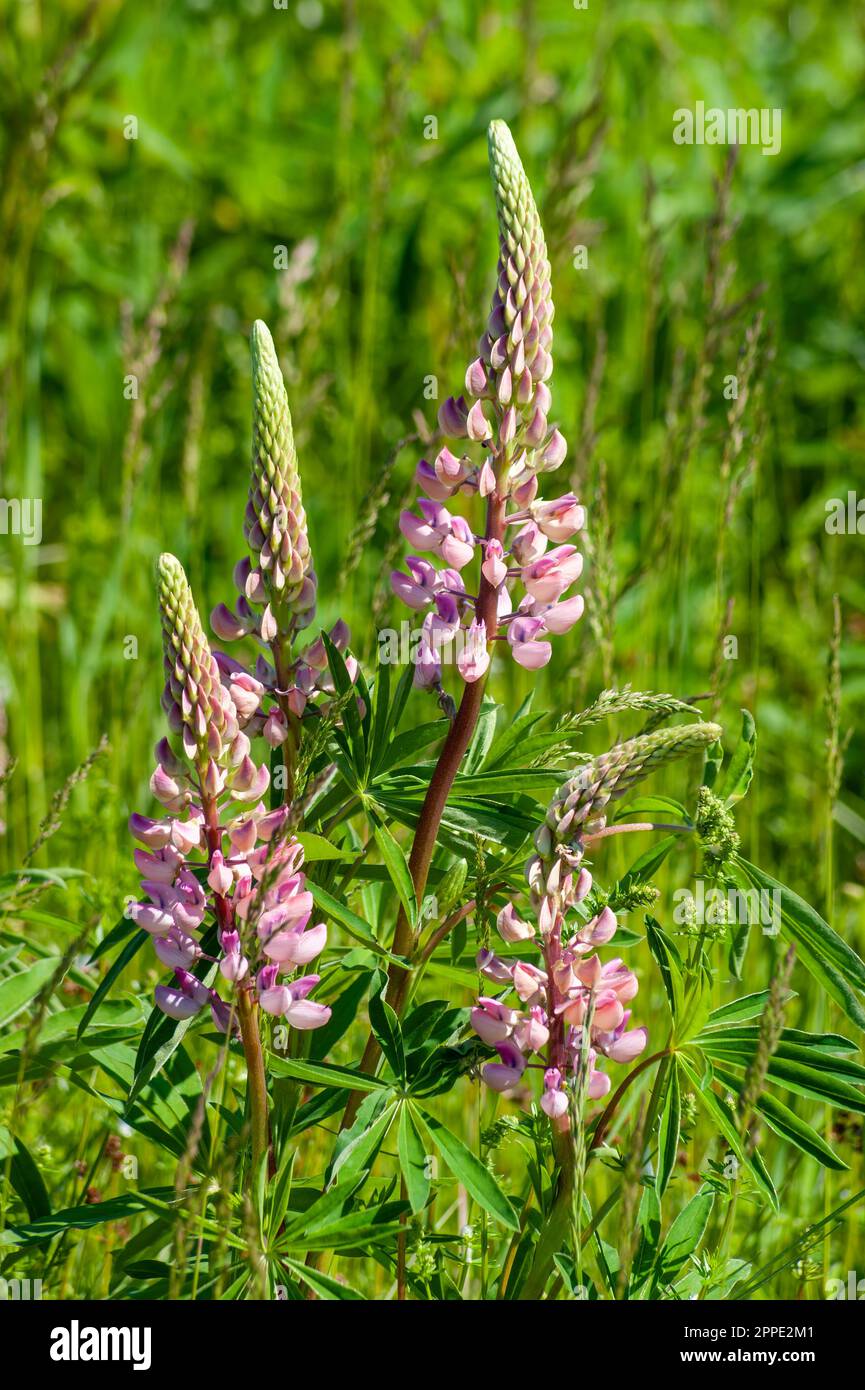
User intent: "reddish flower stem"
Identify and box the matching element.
[203,796,270,1173]
[340,492,507,1130]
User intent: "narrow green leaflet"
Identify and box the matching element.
[372,819,418,929]
[465,698,499,774]
[645,916,684,1021]
[717,710,756,805]
[77,928,148,1040]
[0,957,62,1029]
[398,1103,431,1214]
[296,832,357,862]
[269,1055,391,1093]
[651,1191,714,1294]
[328,1102,397,1188]
[419,1111,518,1230]
[8,1135,52,1221]
[322,631,366,775]
[282,1257,364,1300]
[309,880,409,965]
[368,976,405,1082]
[656,1059,681,1196]
[711,1064,846,1170]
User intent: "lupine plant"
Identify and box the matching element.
[5,119,865,1303]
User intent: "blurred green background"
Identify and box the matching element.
[1,0,864,1295]
[2,0,863,904]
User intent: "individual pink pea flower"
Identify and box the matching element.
[256,805,290,842]
[440,515,476,570]
[510,520,547,566]
[521,545,583,604]
[471,997,519,1044]
[541,1067,569,1119]
[155,969,212,1021]
[595,1012,649,1064]
[477,949,514,984]
[512,959,548,1004]
[226,671,265,721]
[258,970,332,1029]
[261,920,327,966]
[128,886,176,935]
[414,634,442,690]
[572,905,618,952]
[210,602,256,642]
[425,593,461,647]
[434,446,471,489]
[587,1059,611,1099]
[149,764,188,813]
[482,1039,527,1092]
[539,429,567,471]
[170,814,204,854]
[532,593,585,636]
[531,493,585,543]
[590,989,625,1033]
[513,475,538,507]
[230,816,258,856]
[465,357,489,398]
[154,927,200,970]
[481,539,508,588]
[219,929,249,982]
[466,399,492,442]
[133,845,184,884]
[437,395,469,437]
[478,459,496,497]
[207,850,234,896]
[399,507,440,551]
[228,756,270,803]
[263,708,288,747]
[170,868,207,933]
[128,814,172,850]
[416,458,454,500]
[602,960,639,1003]
[392,553,439,608]
[496,902,535,944]
[507,615,552,670]
[457,619,490,683]
[514,1006,550,1053]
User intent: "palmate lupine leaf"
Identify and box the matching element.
[735,857,865,1030]
[710,1064,847,1170]
[417,1109,519,1231]
[678,1054,779,1210]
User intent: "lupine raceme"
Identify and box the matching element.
[129,553,331,1034]
[391,120,584,699]
[211,320,356,762]
[470,722,722,1121]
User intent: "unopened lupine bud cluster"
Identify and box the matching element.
[391,121,584,694]
[211,319,355,738]
[471,722,722,1118]
[155,553,269,805]
[129,553,331,1031]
